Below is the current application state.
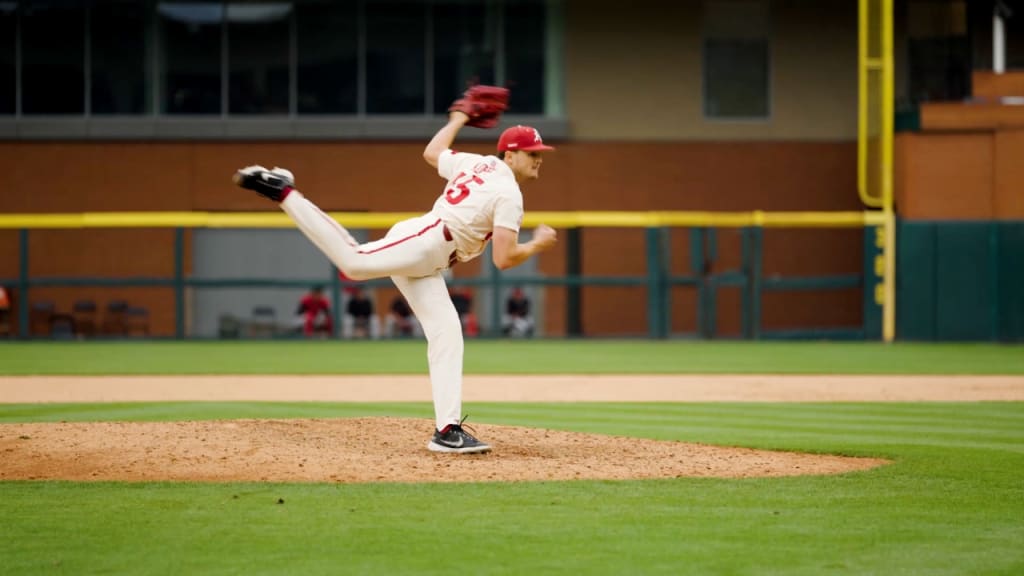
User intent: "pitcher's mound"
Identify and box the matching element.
[0,418,887,483]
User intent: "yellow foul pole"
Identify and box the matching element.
[881,0,896,343]
[859,0,896,342]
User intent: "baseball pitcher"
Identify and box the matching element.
[233,86,557,454]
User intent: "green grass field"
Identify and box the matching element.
[1,341,1023,575]
[2,340,1023,375]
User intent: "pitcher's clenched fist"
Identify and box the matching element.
[532,224,558,251]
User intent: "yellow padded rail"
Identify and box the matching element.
[0,211,887,230]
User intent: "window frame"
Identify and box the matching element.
[0,0,566,140]
[701,0,773,122]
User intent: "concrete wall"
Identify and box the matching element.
[564,0,857,140]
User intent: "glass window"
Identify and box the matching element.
[22,1,86,115]
[1008,3,1024,69]
[160,2,223,114]
[92,0,150,114]
[704,39,769,117]
[2,0,559,129]
[296,0,356,114]
[909,37,970,103]
[907,0,969,104]
[703,0,769,119]
[228,3,291,115]
[432,2,496,114]
[503,0,546,114]
[365,1,425,114]
[0,2,15,114]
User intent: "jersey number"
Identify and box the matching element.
[445,172,484,205]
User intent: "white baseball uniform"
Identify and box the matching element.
[278,149,523,430]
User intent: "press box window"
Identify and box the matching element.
[907,0,969,104]
[0,2,14,114]
[160,2,223,114]
[365,1,425,114]
[504,0,546,114]
[22,1,85,114]
[91,0,150,115]
[296,0,357,114]
[432,2,497,114]
[1,0,561,132]
[703,0,770,119]
[228,3,292,114]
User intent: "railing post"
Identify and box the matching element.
[990,221,1000,342]
[174,227,185,339]
[862,225,884,339]
[690,227,706,338]
[330,267,342,339]
[566,227,582,336]
[645,227,667,338]
[751,227,763,339]
[17,229,28,339]
[489,246,502,336]
[705,228,718,338]
[741,227,752,339]
[663,227,673,337]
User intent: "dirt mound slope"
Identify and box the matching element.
[0,418,888,483]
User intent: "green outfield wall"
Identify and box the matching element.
[896,220,1024,342]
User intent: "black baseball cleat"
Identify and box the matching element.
[427,419,492,454]
[233,165,295,202]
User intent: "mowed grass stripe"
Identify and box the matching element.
[477,402,1024,432]
[511,413,1024,443]
[5,403,1022,454]
[475,417,1023,454]
[3,401,1022,453]
[474,404,1024,453]
[479,401,1024,428]
[2,341,1023,374]
[0,402,431,423]
[10,401,1018,434]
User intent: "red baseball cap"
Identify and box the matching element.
[497,125,555,153]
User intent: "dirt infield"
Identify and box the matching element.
[2,375,1022,483]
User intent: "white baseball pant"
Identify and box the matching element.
[280,191,464,430]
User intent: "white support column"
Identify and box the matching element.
[994,11,1005,74]
[544,0,564,117]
